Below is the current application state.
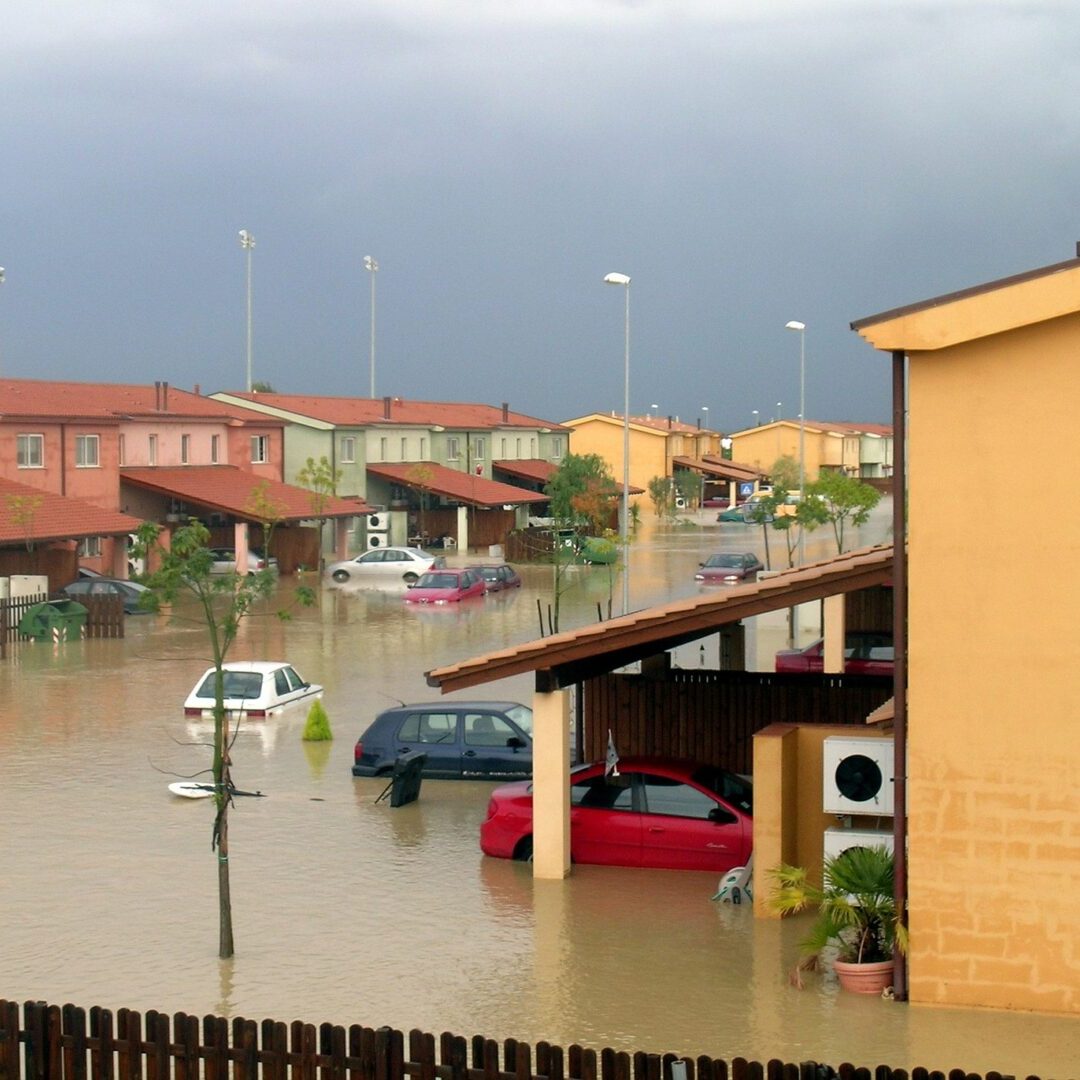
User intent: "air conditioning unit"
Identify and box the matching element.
[823,736,894,816]
[823,826,895,861]
[366,532,388,550]
[365,512,388,532]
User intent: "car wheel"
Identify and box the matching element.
[332,570,350,583]
[403,572,419,584]
[512,836,534,862]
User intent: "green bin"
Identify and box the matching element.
[18,599,89,643]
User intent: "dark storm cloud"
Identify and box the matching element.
[3,1,1080,430]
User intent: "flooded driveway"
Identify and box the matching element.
[1,506,1076,1078]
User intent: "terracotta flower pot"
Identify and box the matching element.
[832,958,894,994]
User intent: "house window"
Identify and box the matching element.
[501,438,507,457]
[180,434,191,465]
[380,437,388,461]
[75,435,100,467]
[341,436,356,464]
[474,437,486,461]
[447,437,460,460]
[515,438,521,456]
[17,433,44,468]
[530,438,536,456]
[552,436,564,459]
[251,435,269,464]
[148,434,158,465]
[78,536,102,557]
[401,437,408,460]
[118,434,126,466]
[420,437,427,458]
[210,435,220,464]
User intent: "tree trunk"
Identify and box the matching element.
[218,803,234,958]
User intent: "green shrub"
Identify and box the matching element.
[302,698,332,742]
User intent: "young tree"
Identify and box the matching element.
[405,463,436,542]
[295,456,343,569]
[3,493,43,552]
[647,475,676,520]
[134,517,311,959]
[544,453,620,630]
[806,470,882,554]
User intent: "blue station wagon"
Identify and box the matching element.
[352,701,533,780]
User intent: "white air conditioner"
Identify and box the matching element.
[366,533,388,550]
[823,735,894,816]
[365,512,388,532]
[823,826,895,861]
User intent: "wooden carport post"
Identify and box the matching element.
[531,676,571,879]
[822,593,846,672]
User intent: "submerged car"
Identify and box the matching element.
[326,547,444,585]
[183,661,323,718]
[774,632,894,676]
[352,701,534,779]
[60,577,151,614]
[208,548,279,575]
[695,552,764,583]
[403,568,486,605]
[465,563,523,593]
[480,756,753,872]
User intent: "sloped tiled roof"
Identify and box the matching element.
[564,412,713,436]
[427,544,894,692]
[680,456,766,481]
[121,467,367,522]
[0,379,281,426]
[366,462,549,507]
[215,392,567,432]
[0,477,144,545]
[493,459,559,484]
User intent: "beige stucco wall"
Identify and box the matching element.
[907,314,1080,1013]
[562,417,668,507]
[731,423,825,482]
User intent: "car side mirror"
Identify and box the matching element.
[709,806,737,825]
[506,736,526,750]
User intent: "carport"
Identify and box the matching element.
[426,543,893,880]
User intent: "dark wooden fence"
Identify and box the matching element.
[0,592,48,658]
[0,592,124,658]
[0,1000,1037,1080]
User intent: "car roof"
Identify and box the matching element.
[64,577,147,590]
[380,700,527,713]
[209,661,294,674]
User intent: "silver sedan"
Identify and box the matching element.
[326,547,444,585]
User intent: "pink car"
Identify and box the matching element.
[403,568,486,605]
[480,756,753,872]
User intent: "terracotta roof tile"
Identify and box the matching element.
[366,462,548,507]
[0,477,144,544]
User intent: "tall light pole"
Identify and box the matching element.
[0,267,5,375]
[786,320,807,566]
[752,409,759,426]
[604,271,631,615]
[364,255,378,397]
[238,231,255,391]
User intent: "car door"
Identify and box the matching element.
[461,711,530,778]
[568,771,642,866]
[391,711,462,777]
[637,771,749,871]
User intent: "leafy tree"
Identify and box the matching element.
[544,453,620,630]
[806,470,882,554]
[405,462,437,542]
[133,517,312,959]
[3,493,43,552]
[770,454,801,493]
[250,380,276,393]
[672,466,697,511]
[647,475,676,519]
[296,456,343,569]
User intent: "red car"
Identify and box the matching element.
[695,551,764,583]
[774,631,894,675]
[480,756,753,872]
[403,568,486,605]
[466,563,523,593]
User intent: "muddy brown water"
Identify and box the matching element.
[2,508,1077,1077]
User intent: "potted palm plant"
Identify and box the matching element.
[769,844,907,994]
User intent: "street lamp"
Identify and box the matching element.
[604,271,631,615]
[701,405,709,428]
[0,267,5,375]
[752,409,759,426]
[785,320,807,565]
[238,231,256,392]
[364,255,378,397]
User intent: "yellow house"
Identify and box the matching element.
[729,420,893,482]
[561,412,719,506]
[853,250,1080,1014]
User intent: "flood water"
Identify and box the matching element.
[2,505,1077,1079]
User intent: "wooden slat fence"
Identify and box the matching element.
[0,592,124,658]
[0,593,48,658]
[0,1001,1037,1080]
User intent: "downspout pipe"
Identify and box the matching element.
[892,348,909,1001]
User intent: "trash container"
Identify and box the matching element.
[18,599,89,643]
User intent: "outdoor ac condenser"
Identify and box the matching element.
[822,735,895,816]
[823,825,895,861]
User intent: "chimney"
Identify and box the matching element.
[383,395,392,419]
[154,381,161,410]
[194,383,201,396]
[667,415,673,430]
[163,381,169,410]
[502,402,509,423]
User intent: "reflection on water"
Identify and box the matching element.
[1,505,1077,1076]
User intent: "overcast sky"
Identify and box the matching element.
[3,1,1079,432]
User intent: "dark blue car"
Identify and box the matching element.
[352,701,533,780]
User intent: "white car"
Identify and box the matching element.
[208,548,280,576]
[182,661,322,718]
[326,547,444,585]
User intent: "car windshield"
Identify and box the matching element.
[193,671,264,701]
[477,568,498,580]
[704,554,743,568]
[416,573,458,589]
[691,766,753,815]
[504,704,533,736]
